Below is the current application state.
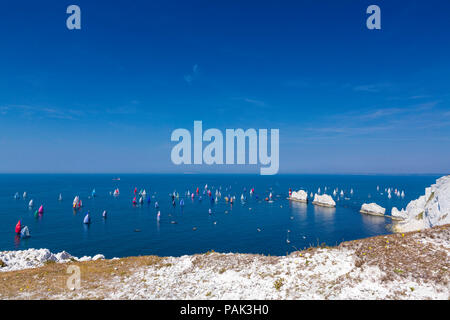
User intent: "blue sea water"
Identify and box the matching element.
[0,174,441,258]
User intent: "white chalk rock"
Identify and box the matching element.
[393,175,450,232]
[93,254,105,261]
[0,249,105,272]
[291,190,308,202]
[391,207,408,220]
[54,251,73,261]
[360,203,386,215]
[312,194,336,207]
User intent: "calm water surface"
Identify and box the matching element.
[0,174,440,258]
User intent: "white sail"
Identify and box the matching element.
[21,226,30,238]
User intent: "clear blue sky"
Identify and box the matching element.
[0,0,449,174]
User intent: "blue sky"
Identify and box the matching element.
[0,0,449,174]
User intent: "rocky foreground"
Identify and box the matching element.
[1,225,448,300]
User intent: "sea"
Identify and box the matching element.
[0,174,441,258]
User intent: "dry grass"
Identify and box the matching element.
[339,224,449,284]
[0,255,162,299]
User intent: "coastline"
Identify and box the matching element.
[1,224,448,300]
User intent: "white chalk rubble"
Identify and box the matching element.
[0,248,104,272]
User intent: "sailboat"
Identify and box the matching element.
[73,196,79,208]
[28,199,34,207]
[20,226,30,238]
[15,220,21,234]
[38,205,44,215]
[58,193,63,201]
[113,188,120,197]
[83,213,91,224]
[23,192,27,199]
[91,189,96,198]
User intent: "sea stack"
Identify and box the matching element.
[289,190,308,203]
[360,203,386,217]
[392,175,450,232]
[312,194,336,208]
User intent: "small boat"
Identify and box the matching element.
[91,189,96,198]
[28,199,34,207]
[38,205,44,215]
[73,196,79,208]
[132,197,137,205]
[15,220,21,234]
[113,188,120,197]
[23,192,27,199]
[139,196,144,204]
[14,192,20,200]
[155,201,159,208]
[20,226,30,238]
[157,211,160,222]
[83,213,91,224]
[102,210,107,218]
[58,193,63,201]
